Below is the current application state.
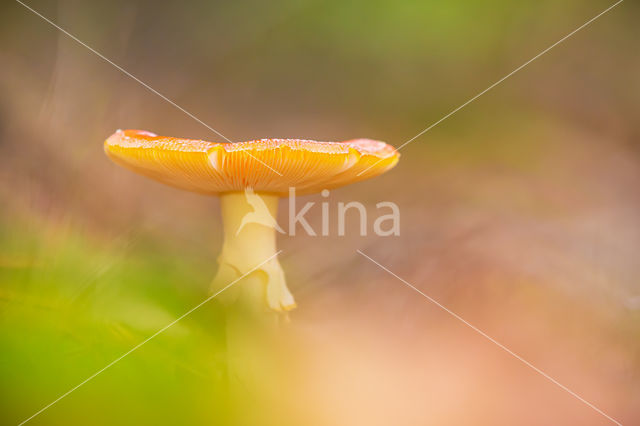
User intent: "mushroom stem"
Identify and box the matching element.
[213,191,293,420]
[212,190,295,312]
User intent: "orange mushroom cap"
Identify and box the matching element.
[104,129,399,196]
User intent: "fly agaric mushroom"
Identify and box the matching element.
[104,129,399,312]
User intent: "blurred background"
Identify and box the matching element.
[1,0,639,424]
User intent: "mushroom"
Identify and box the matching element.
[104,129,399,312]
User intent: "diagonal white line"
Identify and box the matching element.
[15,0,284,176]
[18,250,282,426]
[357,0,624,177]
[356,249,623,425]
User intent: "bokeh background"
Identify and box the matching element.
[1,0,639,424]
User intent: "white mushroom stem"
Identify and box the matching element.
[212,191,293,417]
[212,190,295,312]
